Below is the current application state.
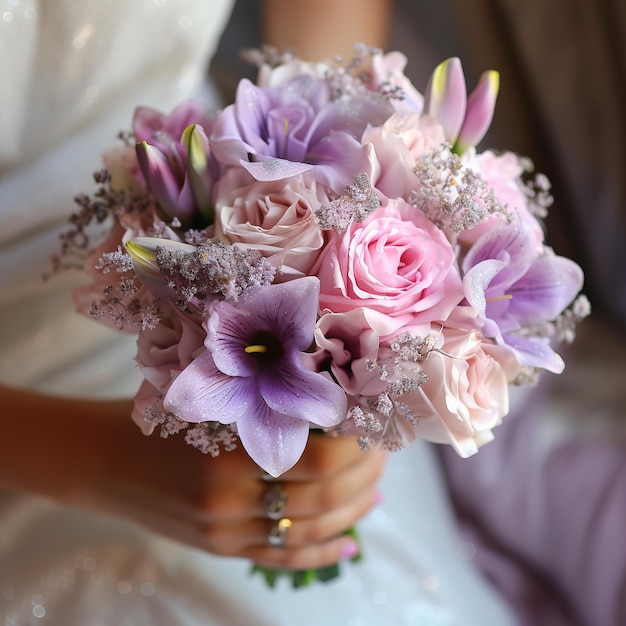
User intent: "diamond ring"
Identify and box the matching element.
[262,483,288,520]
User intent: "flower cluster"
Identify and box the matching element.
[64,47,588,478]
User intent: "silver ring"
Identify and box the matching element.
[268,517,292,547]
[262,483,288,520]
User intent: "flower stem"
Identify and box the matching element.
[250,526,362,589]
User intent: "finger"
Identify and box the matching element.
[278,433,367,481]
[201,480,379,555]
[255,446,386,519]
[243,533,362,572]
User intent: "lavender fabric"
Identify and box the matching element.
[439,377,626,626]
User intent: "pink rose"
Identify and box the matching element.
[407,327,518,457]
[364,112,445,200]
[131,301,206,433]
[460,150,545,249]
[305,308,395,396]
[313,198,463,337]
[214,171,327,277]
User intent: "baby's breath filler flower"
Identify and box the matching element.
[411,143,510,236]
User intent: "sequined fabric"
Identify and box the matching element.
[0,2,516,624]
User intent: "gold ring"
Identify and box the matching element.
[268,517,292,547]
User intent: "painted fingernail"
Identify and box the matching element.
[372,490,384,506]
[340,540,360,559]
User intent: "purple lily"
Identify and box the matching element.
[163,277,348,477]
[209,78,392,193]
[423,58,499,154]
[462,220,584,372]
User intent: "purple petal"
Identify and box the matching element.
[259,355,347,427]
[504,333,565,374]
[267,106,310,161]
[233,79,275,153]
[133,99,212,143]
[239,277,321,349]
[163,350,257,424]
[237,398,310,477]
[307,132,373,193]
[306,97,391,147]
[463,222,536,273]
[508,254,584,324]
[135,141,179,216]
[208,303,258,377]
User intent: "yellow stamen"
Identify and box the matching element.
[245,344,268,354]
[284,118,289,136]
[487,294,513,303]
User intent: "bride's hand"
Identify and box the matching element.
[0,385,386,572]
[94,416,387,572]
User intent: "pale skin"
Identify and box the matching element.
[0,1,392,572]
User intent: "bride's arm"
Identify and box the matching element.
[0,383,385,570]
[262,0,391,61]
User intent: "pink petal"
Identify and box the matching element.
[423,57,467,143]
[456,70,500,153]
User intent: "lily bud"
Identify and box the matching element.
[423,57,467,144]
[135,141,180,218]
[126,237,195,298]
[182,124,214,221]
[455,70,500,154]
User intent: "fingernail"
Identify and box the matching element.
[340,540,360,559]
[372,490,384,506]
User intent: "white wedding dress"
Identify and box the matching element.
[0,2,516,624]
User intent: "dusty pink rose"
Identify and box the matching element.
[131,301,206,433]
[304,308,397,396]
[363,112,445,200]
[407,327,518,457]
[313,198,463,337]
[460,150,545,249]
[214,171,327,277]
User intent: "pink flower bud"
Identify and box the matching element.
[455,70,500,154]
[423,57,467,143]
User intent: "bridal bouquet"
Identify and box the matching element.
[57,45,588,586]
